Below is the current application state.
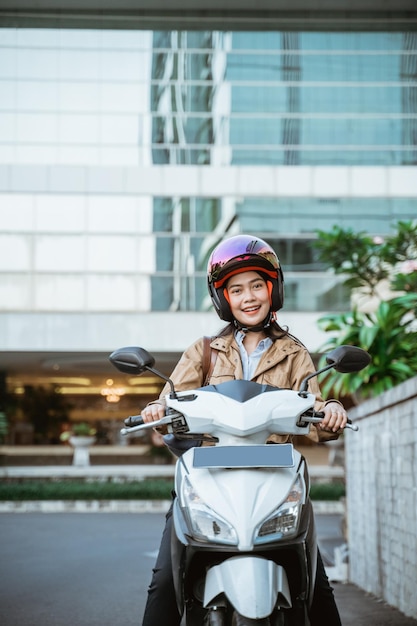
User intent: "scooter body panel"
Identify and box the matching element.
[175,446,303,552]
[167,385,316,442]
[203,555,291,619]
[172,441,318,623]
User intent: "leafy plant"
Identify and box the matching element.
[390,260,417,297]
[314,220,417,298]
[318,294,417,400]
[313,226,388,295]
[0,411,8,444]
[60,422,96,442]
[71,422,96,436]
[314,221,417,400]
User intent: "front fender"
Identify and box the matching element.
[204,555,292,619]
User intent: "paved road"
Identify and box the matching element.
[1,513,416,625]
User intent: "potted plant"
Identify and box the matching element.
[60,422,97,467]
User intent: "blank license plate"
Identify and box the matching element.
[193,444,294,468]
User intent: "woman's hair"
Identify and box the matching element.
[216,320,305,346]
[214,272,306,347]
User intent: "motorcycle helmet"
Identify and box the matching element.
[207,234,284,322]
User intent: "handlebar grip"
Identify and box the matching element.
[124,415,144,427]
[317,413,358,431]
[312,411,354,424]
[304,410,358,430]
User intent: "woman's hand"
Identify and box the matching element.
[141,402,166,424]
[319,401,348,433]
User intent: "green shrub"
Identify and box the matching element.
[309,482,345,501]
[0,479,174,501]
[0,479,343,501]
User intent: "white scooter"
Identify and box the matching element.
[110,344,370,626]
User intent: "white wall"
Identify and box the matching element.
[346,377,417,619]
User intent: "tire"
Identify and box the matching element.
[206,608,227,626]
[231,612,271,626]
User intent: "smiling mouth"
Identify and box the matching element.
[242,306,260,313]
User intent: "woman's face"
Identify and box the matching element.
[226,271,270,328]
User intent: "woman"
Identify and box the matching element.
[141,234,347,626]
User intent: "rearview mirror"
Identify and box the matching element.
[109,346,178,398]
[109,346,155,376]
[299,344,371,396]
[325,345,371,373]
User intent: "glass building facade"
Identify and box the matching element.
[151,31,417,167]
[2,29,416,167]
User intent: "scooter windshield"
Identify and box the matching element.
[201,379,282,403]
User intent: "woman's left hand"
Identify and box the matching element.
[319,401,348,433]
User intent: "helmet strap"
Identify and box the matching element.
[233,311,273,333]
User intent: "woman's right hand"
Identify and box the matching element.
[141,402,166,424]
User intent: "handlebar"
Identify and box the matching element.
[120,410,186,436]
[301,410,359,431]
[123,408,186,429]
[124,415,144,427]
[121,409,359,436]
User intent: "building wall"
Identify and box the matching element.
[0,163,416,354]
[346,376,417,619]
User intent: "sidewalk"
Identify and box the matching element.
[334,583,417,626]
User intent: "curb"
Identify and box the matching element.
[312,500,345,514]
[0,499,172,513]
[0,500,344,514]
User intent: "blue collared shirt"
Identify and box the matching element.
[235,330,273,380]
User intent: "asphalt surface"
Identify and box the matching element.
[1,512,416,626]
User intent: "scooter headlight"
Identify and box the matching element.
[181,476,238,545]
[255,475,305,544]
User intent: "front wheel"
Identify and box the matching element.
[232,613,271,626]
[206,608,294,626]
[232,611,296,626]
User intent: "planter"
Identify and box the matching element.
[69,436,96,467]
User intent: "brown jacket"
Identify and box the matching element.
[156,332,341,444]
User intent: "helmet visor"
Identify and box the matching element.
[208,237,280,287]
